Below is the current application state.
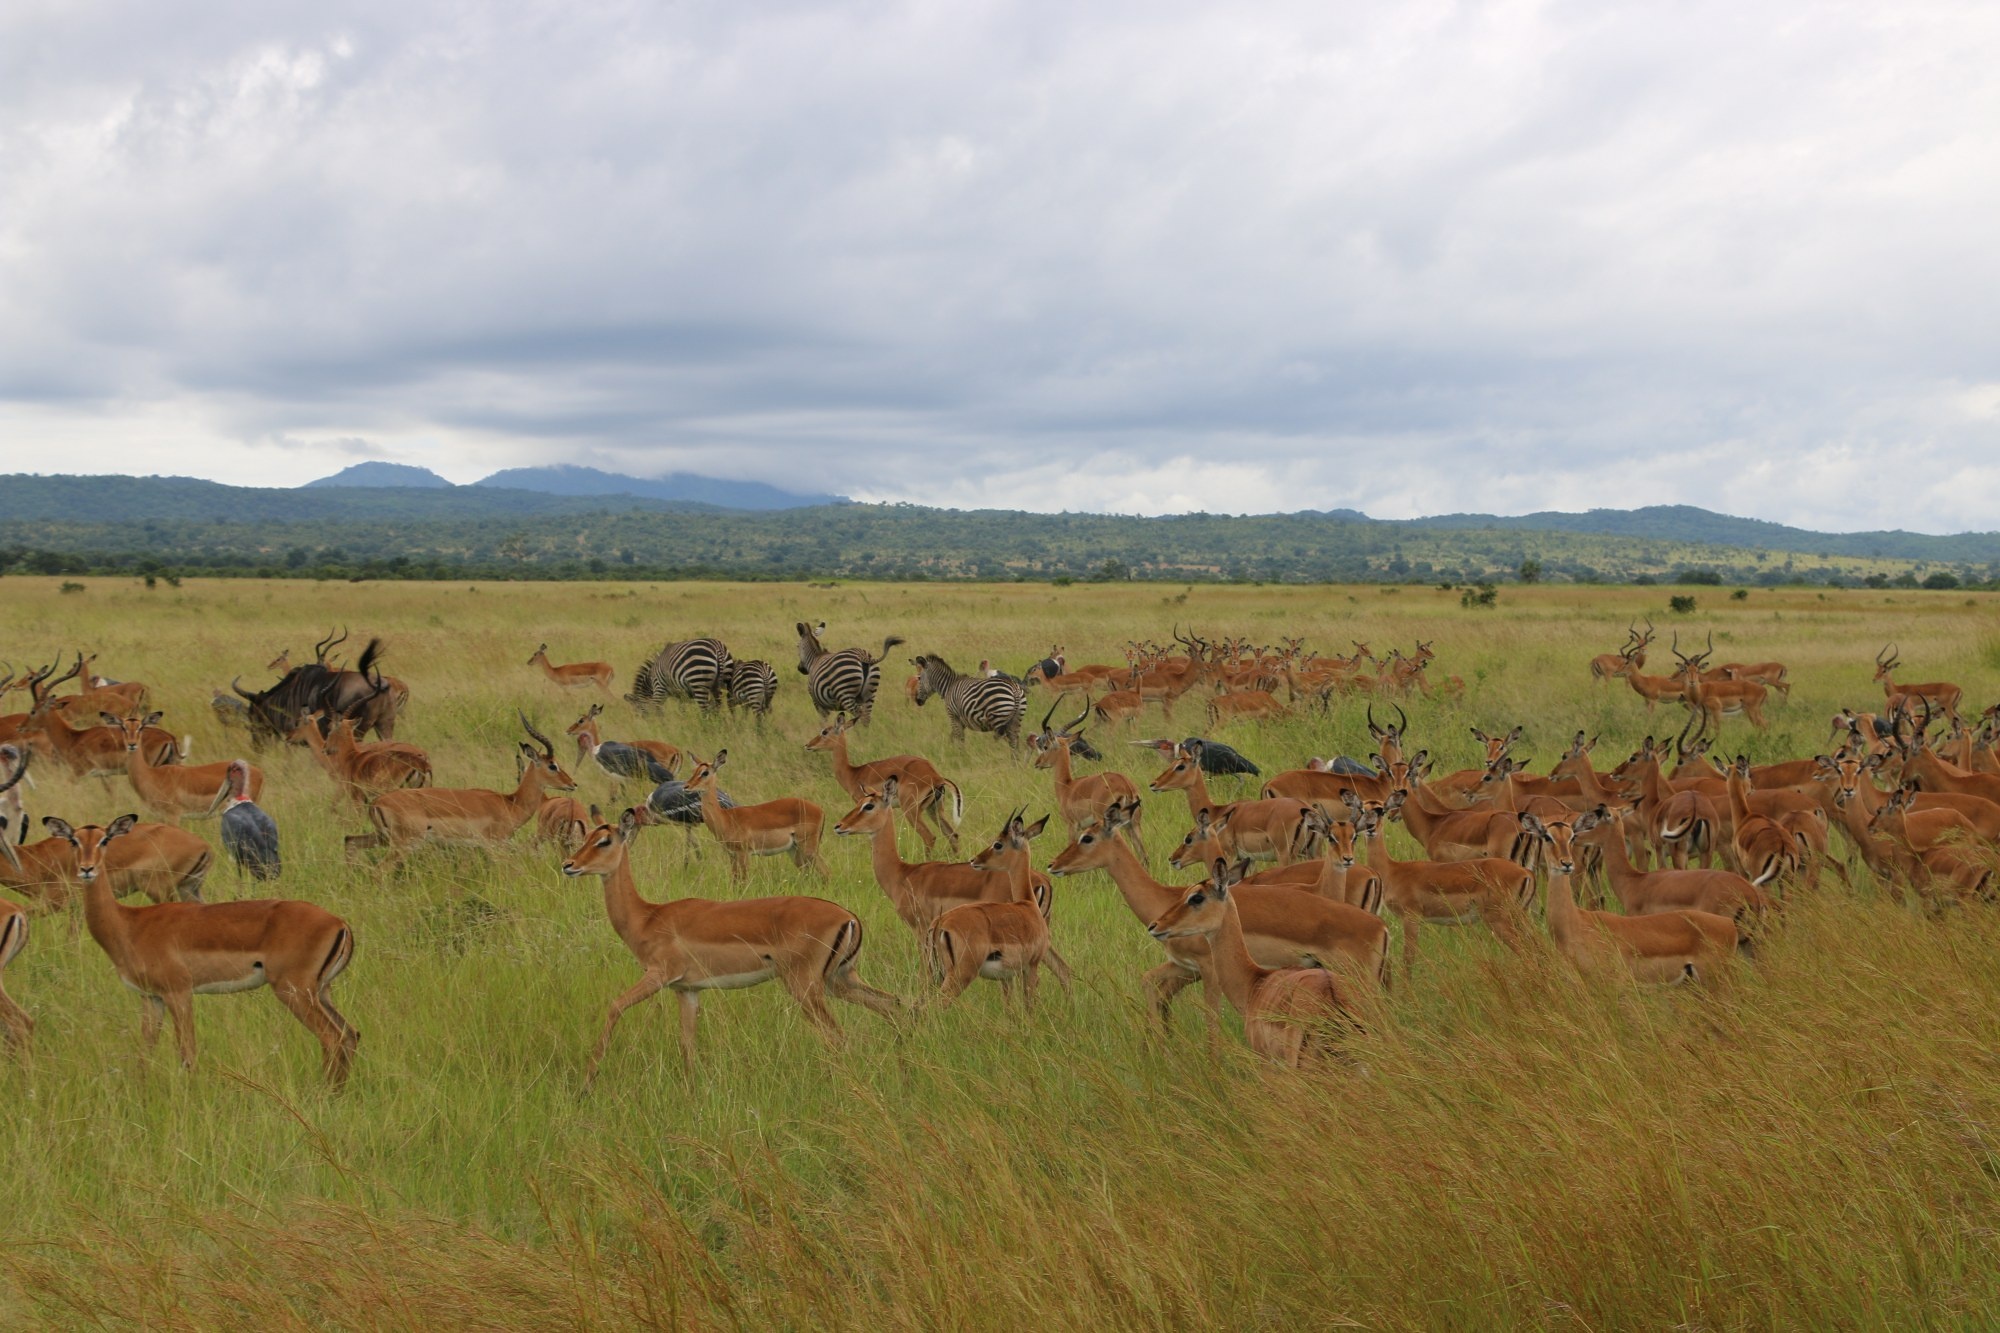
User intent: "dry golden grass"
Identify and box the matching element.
[2,576,1998,1329]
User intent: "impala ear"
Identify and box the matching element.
[714,748,729,768]
[618,807,641,840]
[144,711,163,728]
[1022,814,1050,839]
[99,712,122,728]
[42,816,75,841]
[106,813,139,839]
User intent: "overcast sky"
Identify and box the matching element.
[4,2,1998,529]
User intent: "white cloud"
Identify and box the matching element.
[2,0,1997,530]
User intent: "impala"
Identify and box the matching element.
[1,751,213,909]
[350,715,577,863]
[1571,805,1769,922]
[535,795,596,851]
[1527,816,1740,984]
[295,713,432,804]
[1623,660,1687,712]
[23,693,180,778]
[56,814,359,1085]
[1724,756,1804,887]
[528,643,616,694]
[1357,796,1536,978]
[833,782,1052,959]
[929,812,1071,1009]
[1589,623,1646,684]
[1874,645,1963,727]
[1674,634,1770,730]
[111,712,262,819]
[1151,745,1313,865]
[1147,858,1364,1067]
[685,750,828,882]
[0,895,25,1049]
[1048,798,1388,1041]
[805,714,962,852]
[563,808,900,1082]
[1206,685,1288,728]
[1867,788,1994,904]
[1031,700,1144,852]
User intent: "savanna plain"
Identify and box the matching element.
[4,577,2000,1330]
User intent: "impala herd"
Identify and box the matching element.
[0,617,1994,1090]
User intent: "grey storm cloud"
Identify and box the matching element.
[3,0,1999,528]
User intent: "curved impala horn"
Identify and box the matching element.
[519,711,556,760]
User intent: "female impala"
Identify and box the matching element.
[1357,795,1536,979]
[1528,816,1740,984]
[685,750,827,882]
[1032,701,1144,852]
[1724,756,1805,887]
[929,812,1071,1009]
[805,714,962,852]
[1571,805,1770,922]
[294,713,432,805]
[1,750,213,909]
[833,782,1052,959]
[112,712,264,819]
[1147,858,1365,1067]
[1151,744,1312,865]
[563,808,900,1083]
[55,814,359,1085]
[1049,799,1388,1043]
[528,643,616,695]
[23,694,180,778]
[350,715,577,863]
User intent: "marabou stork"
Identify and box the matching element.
[210,758,281,880]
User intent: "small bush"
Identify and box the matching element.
[1668,594,1697,614]
[58,580,86,594]
[1731,588,1749,601]
[1460,582,1498,609]
[1922,571,1961,590]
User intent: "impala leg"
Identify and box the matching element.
[781,971,843,1041]
[163,989,199,1069]
[585,971,672,1090]
[1020,962,1040,1014]
[676,990,702,1071]
[274,981,351,1086]
[1142,961,1198,1034]
[139,993,167,1050]
[1045,947,1075,995]
[826,967,903,1018]
[0,985,30,1050]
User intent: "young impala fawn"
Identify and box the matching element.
[928,811,1073,1009]
[1146,857,1365,1067]
[54,814,359,1085]
[684,750,828,883]
[562,807,900,1083]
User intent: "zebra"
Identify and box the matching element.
[910,653,1027,751]
[725,658,779,723]
[626,637,734,714]
[795,622,904,723]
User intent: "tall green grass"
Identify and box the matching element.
[2,578,1997,1327]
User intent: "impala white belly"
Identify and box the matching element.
[193,961,269,995]
[686,966,778,991]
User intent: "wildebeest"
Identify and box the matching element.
[232,638,400,745]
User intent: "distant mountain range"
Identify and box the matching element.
[0,472,1994,584]
[304,461,844,511]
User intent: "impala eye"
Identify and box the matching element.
[1188,892,1205,906]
